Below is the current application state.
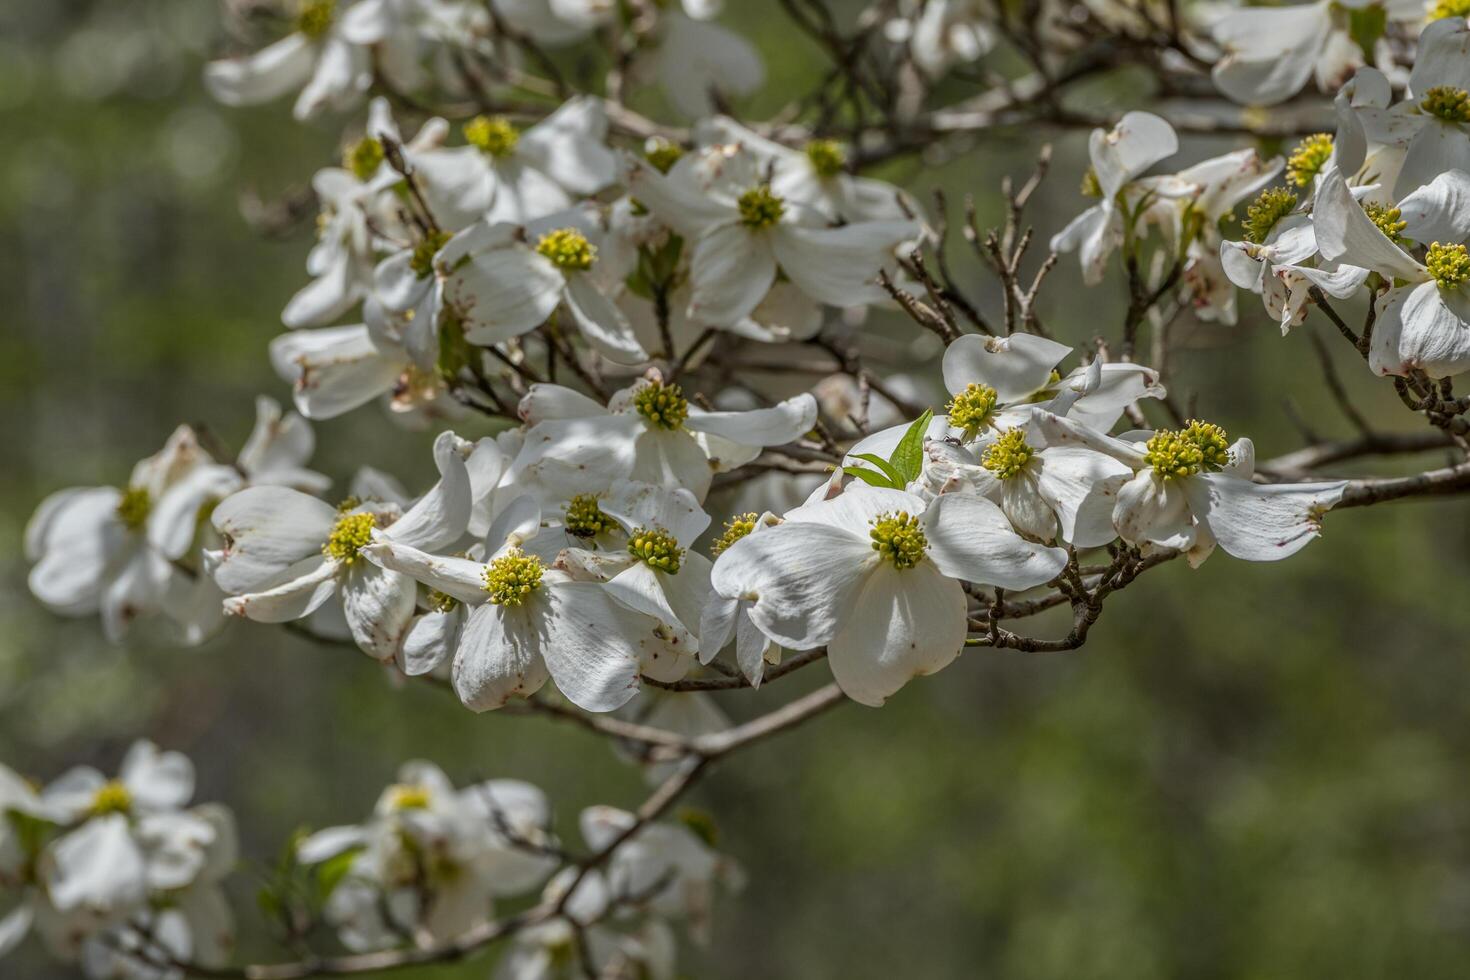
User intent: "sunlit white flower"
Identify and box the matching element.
[511,378,818,502]
[1208,0,1417,107]
[1035,412,1347,564]
[699,512,784,686]
[712,484,1067,705]
[360,496,671,711]
[209,430,471,659]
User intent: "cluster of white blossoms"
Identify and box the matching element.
[18,0,1470,974]
[0,742,236,977]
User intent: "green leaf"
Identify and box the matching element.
[851,453,906,487]
[843,465,895,488]
[889,408,933,483]
[315,847,363,900]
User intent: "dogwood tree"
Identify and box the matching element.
[11,0,1470,975]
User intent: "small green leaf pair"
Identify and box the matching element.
[843,409,933,489]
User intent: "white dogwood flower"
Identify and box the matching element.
[1035,413,1347,563]
[711,484,1067,705]
[209,430,471,659]
[1051,112,1181,284]
[360,495,670,711]
[1315,168,1470,377]
[625,144,919,325]
[204,0,409,121]
[297,762,556,952]
[511,378,818,502]
[26,427,220,643]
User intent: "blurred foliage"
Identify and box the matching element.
[4,2,1470,978]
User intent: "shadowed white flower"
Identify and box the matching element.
[1315,167,1470,377]
[204,0,413,121]
[1051,112,1181,284]
[625,145,920,326]
[297,762,557,952]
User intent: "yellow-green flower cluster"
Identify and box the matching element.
[296,0,336,39]
[981,428,1036,479]
[90,780,133,817]
[628,526,683,574]
[323,512,377,564]
[344,136,384,182]
[411,230,452,279]
[426,589,460,613]
[1428,242,1470,288]
[483,550,545,606]
[464,115,520,158]
[633,380,689,430]
[536,228,597,272]
[115,485,151,532]
[1144,419,1231,478]
[869,511,927,570]
[644,137,685,174]
[805,139,847,177]
[1080,168,1102,199]
[1285,133,1333,187]
[564,494,618,539]
[737,186,786,229]
[1364,202,1408,244]
[388,784,431,811]
[946,383,999,438]
[712,513,759,556]
[1421,86,1470,124]
[1429,0,1470,19]
[1243,188,1298,245]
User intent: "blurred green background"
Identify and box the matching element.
[4,2,1470,977]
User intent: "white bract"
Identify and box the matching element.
[711,484,1067,705]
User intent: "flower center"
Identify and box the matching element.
[115,485,151,532]
[1364,202,1408,244]
[869,511,927,570]
[1429,0,1470,18]
[1428,242,1470,288]
[1182,419,1230,471]
[737,186,786,230]
[323,512,377,564]
[805,139,847,178]
[535,228,596,272]
[89,780,132,817]
[1144,420,1230,479]
[411,230,452,279]
[1421,86,1470,124]
[1243,188,1297,245]
[632,380,689,430]
[712,512,759,555]
[1144,430,1201,478]
[981,428,1036,479]
[946,383,999,438]
[482,549,544,606]
[463,115,520,158]
[295,0,336,39]
[564,494,618,538]
[1285,133,1333,187]
[426,589,460,613]
[644,137,684,174]
[343,136,384,182]
[1080,168,1102,199]
[628,526,683,574]
[388,784,431,811]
